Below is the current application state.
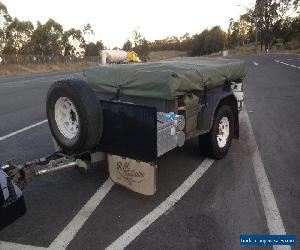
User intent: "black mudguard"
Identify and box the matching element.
[198,88,239,138]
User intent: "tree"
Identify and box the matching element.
[3,18,33,55]
[227,18,239,48]
[83,23,94,44]
[272,15,300,44]
[207,26,226,53]
[62,28,84,57]
[0,2,12,53]
[179,33,191,51]
[134,38,150,62]
[149,33,191,51]
[29,19,63,56]
[131,29,150,62]
[293,0,300,11]
[254,0,292,51]
[238,15,251,45]
[191,26,226,56]
[227,1,299,52]
[290,15,300,41]
[132,28,142,47]
[0,2,11,25]
[122,39,132,51]
[84,40,104,56]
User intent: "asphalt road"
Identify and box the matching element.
[0,54,299,250]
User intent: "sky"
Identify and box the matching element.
[2,0,255,48]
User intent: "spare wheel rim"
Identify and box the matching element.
[217,116,229,148]
[54,97,79,140]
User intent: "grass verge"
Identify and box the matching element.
[148,50,187,61]
[0,51,188,76]
[0,62,97,76]
[228,43,300,55]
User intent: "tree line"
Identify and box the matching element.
[122,26,227,61]
[227,0,299,52]
[0,1,104,63]
[124,0,299,59]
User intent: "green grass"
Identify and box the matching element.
[148,50,188,61]
[229,41,300,55]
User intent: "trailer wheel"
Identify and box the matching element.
[47,79,103,153]
[199,105,234,159]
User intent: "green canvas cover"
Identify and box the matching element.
[82,57,246,100]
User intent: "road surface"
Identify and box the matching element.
[0,53,299,250]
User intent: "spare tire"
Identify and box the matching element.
[46,79,103,153]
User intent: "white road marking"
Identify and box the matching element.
[0,241,46,250]
[240,110,290,250]
[253,61,259,66]
[274,59,300,69]
[49,178,114,250]
[0,120,48,142]
[280,61,289,66]
[106,158,215,250]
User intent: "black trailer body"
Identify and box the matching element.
[94,84,240,142]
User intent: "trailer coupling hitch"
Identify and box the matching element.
[1,152,90,189]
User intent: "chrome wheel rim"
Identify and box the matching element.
[54,97,79,139]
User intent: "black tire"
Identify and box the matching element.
[46,79,103,153]
[199,105,234,159]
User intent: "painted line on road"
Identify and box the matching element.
[280,61,289,66]
[106,158,215,250]
[49,178,114,249]
[274,59,300,69]
[0,120,48,142]
[253,61,259,66]
[241,110,290,250]
[0,241,46,250]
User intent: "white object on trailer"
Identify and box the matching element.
[231,82,244,110]
[101,50,128,65]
